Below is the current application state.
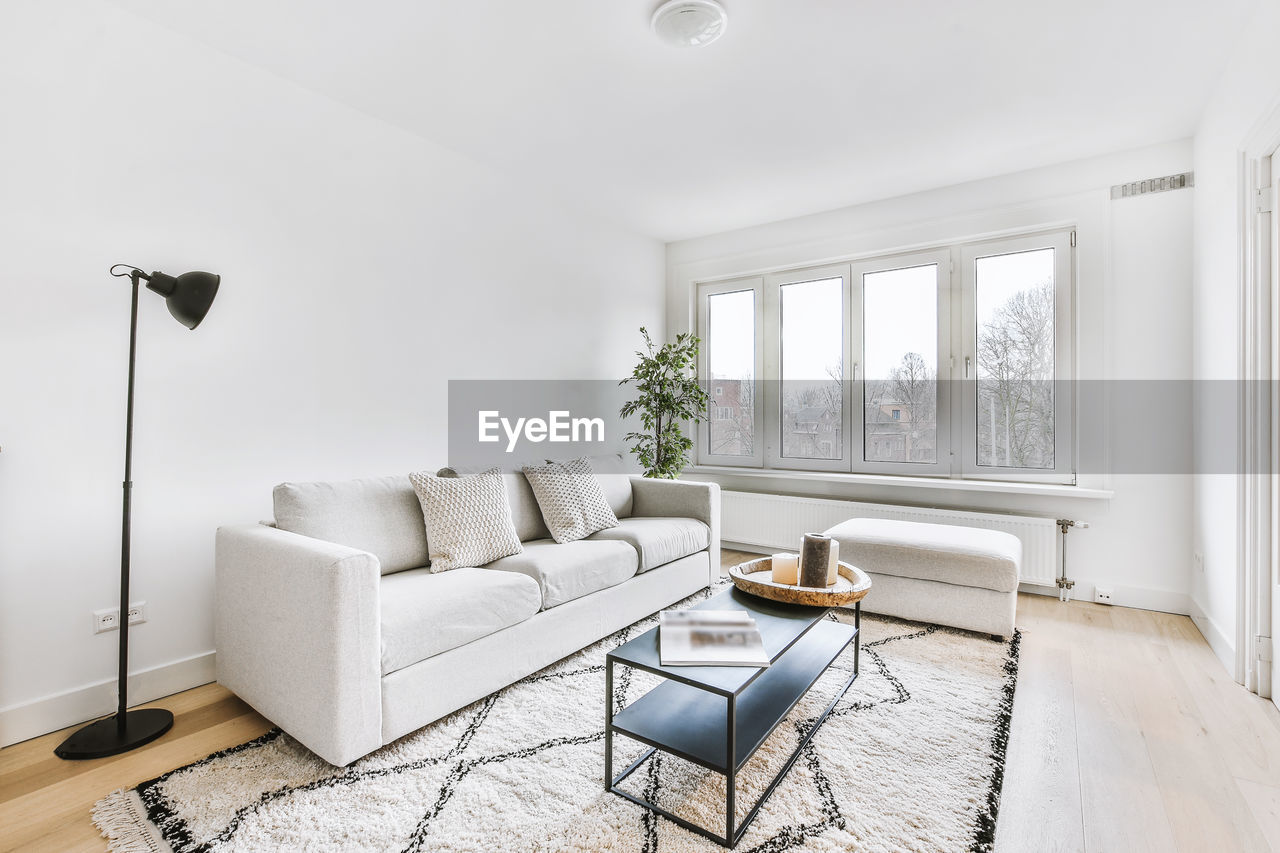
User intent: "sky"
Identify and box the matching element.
[975,247,1055,328]
[706,247,1055,382]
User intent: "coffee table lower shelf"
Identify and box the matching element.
[605,613,860,848]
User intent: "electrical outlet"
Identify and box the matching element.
[92,601,148,633]
[127,601,147,625]
[93,608,120,634]
[1194,551,1204,573]
[1094,587,1114,605]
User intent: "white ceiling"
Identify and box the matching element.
[113,0,1256,242]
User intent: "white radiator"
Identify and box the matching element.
[720,490,1059,587]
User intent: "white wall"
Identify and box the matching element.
[1190,0,1280,671]
[668,140,1195,615]
[0,0,664,744]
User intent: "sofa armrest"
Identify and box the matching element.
[629,477,721,585]
[215,524,382,766]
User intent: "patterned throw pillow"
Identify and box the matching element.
[409,468,523,572]
[522,458,620,544]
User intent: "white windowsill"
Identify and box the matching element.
[685,465,1114,500]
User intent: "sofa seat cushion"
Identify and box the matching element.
[484,538,638,609]
[588,517,710,573]
[379,567,541,675]
[825,518,1021,593]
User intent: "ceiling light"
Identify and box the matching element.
[651,0,728,48]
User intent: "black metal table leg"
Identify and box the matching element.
[854,601,861,675]
[726,694,736,845]
[604,654,613,791]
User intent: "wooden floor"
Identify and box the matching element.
[995,590,1280,853]
[3,550,1280,852]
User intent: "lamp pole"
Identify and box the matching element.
[55,264,218,760]
[116,271,141,731]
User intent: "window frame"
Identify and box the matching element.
[765,263,852,473]
[959,231,1075,484]
[693,228,1076,485]
[850,248,953,478]
[696,276,765,468]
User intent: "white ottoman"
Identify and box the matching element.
[824,518,1020,639]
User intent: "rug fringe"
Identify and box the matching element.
[968,628,1022,853]
[92,788,170,853]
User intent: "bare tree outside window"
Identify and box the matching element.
[862,263,939,464]
[864,352,937,463]
[975,250,1055,469]
[781,364,843,458]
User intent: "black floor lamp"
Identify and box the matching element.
[54,264,220,760]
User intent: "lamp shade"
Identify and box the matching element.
[145,270,220,329]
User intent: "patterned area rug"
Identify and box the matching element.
[94,585,1019,852]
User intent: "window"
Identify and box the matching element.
[961,233,1073,481]
[773,267,847,471]
[696,229,1074,484]
[698,278,764,466]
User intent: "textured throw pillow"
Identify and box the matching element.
[408,468,523,572]
[544,452,635,519]
[522,458,620,544]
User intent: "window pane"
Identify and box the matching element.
[863,265,938,463]
[706,289,755,456]
[975,248,1055,469]
[780,277,843,460]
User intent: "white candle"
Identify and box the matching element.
[826,541,840,586]
[771,553,799,584]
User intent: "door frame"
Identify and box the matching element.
[1237,101,1280,695]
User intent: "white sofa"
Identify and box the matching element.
[215,470,720,766]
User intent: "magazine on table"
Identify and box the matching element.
[659,609,771,667]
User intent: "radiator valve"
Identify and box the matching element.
[1055,519,1089,602]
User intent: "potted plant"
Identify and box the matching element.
[619,327,710,479]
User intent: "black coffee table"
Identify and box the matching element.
[604,585,861,848]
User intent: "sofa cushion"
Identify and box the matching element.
[522,458,619,544]
[574,452,634,519]
[379,567,542,675]
[484,538,638,609]
[825,518,1021,593]
[410,468,524,572]
[588,517,709,573]
[436,468,551,543]
[273,475,428,576]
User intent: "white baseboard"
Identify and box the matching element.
[1020,580,1191,615]
[1188,598,1235,671]
[0,651,216,748]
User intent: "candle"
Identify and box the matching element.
[771,553,799,584]
[799,533,833,588]
[827,540,840,586]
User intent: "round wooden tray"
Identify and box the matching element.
[729,557,872,607]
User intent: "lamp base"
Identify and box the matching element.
[54,708,174,760]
